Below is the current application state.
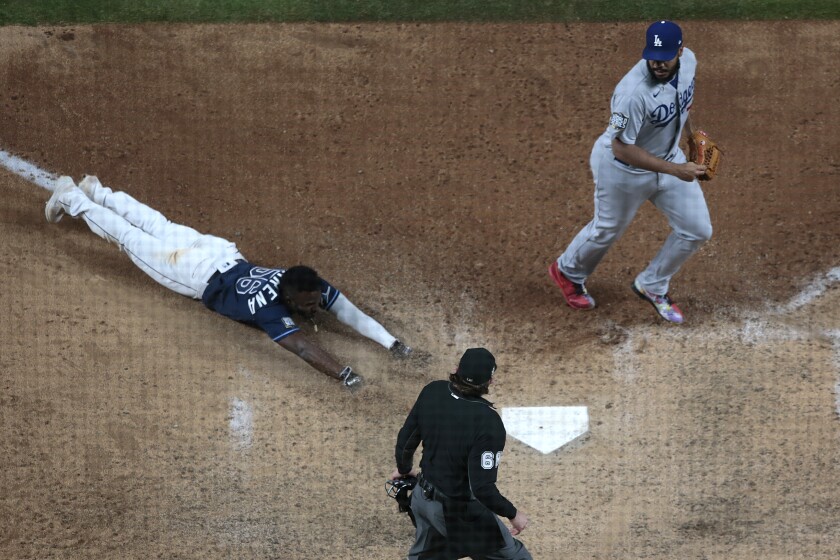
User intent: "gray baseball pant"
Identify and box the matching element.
[407,489,532,560]
[559,143,712,296]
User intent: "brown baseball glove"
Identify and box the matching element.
[688,130,722,181]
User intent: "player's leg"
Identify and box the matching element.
[46,184,211,298]
[636,177,712,295]
[78,175,206,245]
[406,490,449,560]
[77,175,244,279]
[558,154,653,284]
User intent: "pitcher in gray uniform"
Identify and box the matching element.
[549,20,711,323]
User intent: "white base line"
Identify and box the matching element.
[781,270,840,418]
[229,397,254,449]
[0,148,59,191]
[828,330,840,419]
[779,267,840,313]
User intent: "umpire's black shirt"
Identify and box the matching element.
[395,380,516,519]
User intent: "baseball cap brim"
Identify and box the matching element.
[643,46,679,61]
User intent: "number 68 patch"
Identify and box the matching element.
[609,112,628,130]
[480,451,503,470]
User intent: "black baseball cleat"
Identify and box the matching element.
[339,366,364,391]
[390,339,413,359]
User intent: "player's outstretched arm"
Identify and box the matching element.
[329,293,398,349]
[612,136,705,182]
[276,331,346,380]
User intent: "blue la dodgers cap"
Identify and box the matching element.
[643,20,683,61]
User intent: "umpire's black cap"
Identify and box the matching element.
[456,348,496,385]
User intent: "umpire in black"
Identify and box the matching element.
[389,347,531,560]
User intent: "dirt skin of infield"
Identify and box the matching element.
[1,21,839,560]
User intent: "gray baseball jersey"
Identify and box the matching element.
[596,47,697,172]
[557,46,711,298]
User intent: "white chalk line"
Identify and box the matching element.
[0,148,59,191]
[827,330,840,420]
[228,396,254,450]
[611,332,642,382]
[227,366,262,453]
[613,266,840,417]
[778,267,840,313]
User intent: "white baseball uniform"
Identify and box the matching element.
[55,177,243,298]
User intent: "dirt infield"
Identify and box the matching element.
[1,21,839,559]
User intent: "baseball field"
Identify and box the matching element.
[1,3,839,559]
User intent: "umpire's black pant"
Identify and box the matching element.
[407,487,532,560]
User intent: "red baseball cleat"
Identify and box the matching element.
[548,261,596,310]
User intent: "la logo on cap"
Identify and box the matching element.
[643,20,683,61]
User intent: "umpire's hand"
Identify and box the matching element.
[509,511,529,536]
[389,468,419,481]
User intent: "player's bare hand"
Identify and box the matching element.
[509,511,529,535]
[675,162,707,182]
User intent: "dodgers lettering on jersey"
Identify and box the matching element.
[648,77,695,128]
[600,47,697,169]
[201,261,340,341]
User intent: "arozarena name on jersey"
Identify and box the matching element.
[234,267,284,315]
[650,77,695,127]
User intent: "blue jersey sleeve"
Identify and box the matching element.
[320,279,340,310]
[252,304,301,341]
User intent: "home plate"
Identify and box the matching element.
[502,407,589,454]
